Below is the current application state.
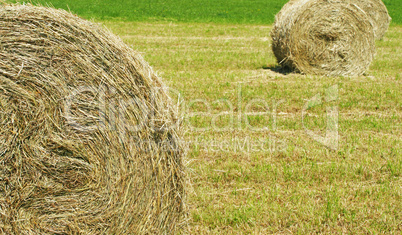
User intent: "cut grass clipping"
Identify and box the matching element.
[271,0,376,76]
[0,3,186,234]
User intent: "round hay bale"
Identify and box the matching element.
[271,0,376,76]
[275,0,391,40]
[354,0,391,40]
[0,3,186,234]
[273,0,299,21]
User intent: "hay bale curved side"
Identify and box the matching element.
[271,0,376,76]
[0,4,186,234]
[273,0,299,22]
[275,0,391,40]
[355,0,391,40]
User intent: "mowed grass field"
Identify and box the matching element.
[10,0,402,233]
[104,22,401,233]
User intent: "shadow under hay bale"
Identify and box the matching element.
[0,3,186,234]
[271,0,376,76]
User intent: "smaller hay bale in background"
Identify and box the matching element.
[275,0,391,40]
[271,0,376,76]
[0,3,186,234]
[353,0,391,40]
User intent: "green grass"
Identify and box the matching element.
[100,21,402,233]
[12,0,402,25]
[383,0,402,25]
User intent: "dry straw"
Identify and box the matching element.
[271,0,376,76]
[354,0,391,40]
[0,3,186,234]
[275,0,391,40]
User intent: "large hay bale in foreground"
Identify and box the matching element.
[0,4,185,234]
[271,0,376,76]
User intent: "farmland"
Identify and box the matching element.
[8,0,402,233]
[107,21,401,233]
[13,0,402,24]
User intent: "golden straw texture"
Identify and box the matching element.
[353,0,391,40]
[0,3,186,234]
[276,0,391,40]
[271,0,376,76]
